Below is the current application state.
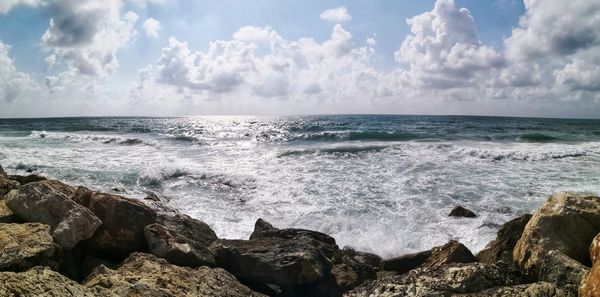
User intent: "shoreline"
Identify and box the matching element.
[0,164,599,296]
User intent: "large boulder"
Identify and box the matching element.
[458,282,572,297]
[0,266,97,296]
[513,192,600,277]
[144,223,215,267]
[382,240,476,275]
[345,262,524,297]
[0,200,15,223]
[5,181,102,249]
[331,247,382,293]
[382,250,432,274]
[157,212,218,247]
[476,214,532,264]
[449,206,476,218]
[84,253,266,297]
[8,174,47,185]
[580,233,600,297]
[538,250,589,296]
[211,236,334,287]
[0,176,18,199]
[0,223,58,271]
[72,189,157,257]
[0,165,6,177]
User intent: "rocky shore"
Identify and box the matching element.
[1,164,600,296]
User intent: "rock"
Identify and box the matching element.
[345,262,524,296]
[84,253,266,296]
[144,193,161,202]
[157,212,218,247]
[331,247,382,293]
[476,214,532,265]
[0,165,6,177]
[0,176,18,199]
[0,223,58,271]
[449,206,477,218]
[211,236,334,287]
[5,181,102,249]
[458,282,572,297]
[0,200,15,223]
[539,250,589,296]
[8,174,47,185]
[513,192,600,277]
[81,256,118,280]
[250,218,338,257]
[144,223,215,267]
[580,233,600,297]
[382,250,432,274]
[73,189,157,257]
[0,266,97,296]
[422,240,477,268]
[110,187,126,193]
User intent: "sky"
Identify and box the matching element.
[0,0,599,118]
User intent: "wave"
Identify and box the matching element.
[278,145,389,157]
[289,131,423,142]
[138,168,256,190]
[28,131,154,146]
[518,133,560,142]
[449,145,599,162]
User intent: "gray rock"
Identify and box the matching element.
[0,223,58,271]
[0,267,98,296]
[84,253,266,297]
[157,212,218,247]
[8,174,47,185]
[332,247,382,293]
[5,181,102,249]
[449,206,477,218]
[0,176,18,199]
[458,282,572,297]
[476,214,532,265]
[539,250,589,296]
[144,223,215,267]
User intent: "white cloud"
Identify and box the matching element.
[366,37,377,46]
[0,42,34,102]
[143,18,161,38]
[320,6,352,23]
[0,0,45,14]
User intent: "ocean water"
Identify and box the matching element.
[1,115,599,257]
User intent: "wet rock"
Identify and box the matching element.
[0,223,58,271]
[157,212,218,247]
[144,192,161,202]
[539,250,589,296]
[144,223,215,267]
[0,176,18,199]
[422,240,477,268]
[84,253,266,297]
[8,174,47,185]
[580,233,600,297]
[345,262,524,296]
[382,250,432,274]
[110,187,126,193]
[476,214,532,265]
[0,267,97,296]
[0,200,15,223]
[73,189,157,257]
[5,181,102,249]
[449,206,476,218]
[458,282,572,297]
[211,236,334,287]
[513,192,600,277]
[331,247,382,293]
[0,165,6,177]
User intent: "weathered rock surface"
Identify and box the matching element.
[0,176,18,199]
[5,181,102,249]
[538,250,588,296]
[331,247,382,293]
[0,266,97,297]
[345,262,523,297]
[157,212,218,247]
[0,223,58,271]
[84,253,266,297]
[382,250,432,274]
[73,189,157,257]
[476,214,532,265]
[0,165,6,177]
[8,174,47,185]
[211,236,334,287]
[449,206,476,218]
[458,282,572,297]
[580,233,600,297]
[0,200,15,223]
[513,192,600,277]
[144,223,215,267]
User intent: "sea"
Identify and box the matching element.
[1,115,599,257]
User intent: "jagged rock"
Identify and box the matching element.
[331,247,382,293]
[144,223,215,267]
[0,267,97,296]
[476,214,532,264]
[0,223,58,271]
[73,189,157,257]
[84,253,266,297]
[0,200,15,223]
[250,218,339,257]
[513,192,600,277]
[211,236,334,287]
[0,165,6,177]
[5,181,102,249]
[345,262,524,297]
[0,176,18,199]
[539,250,589,296]
[422,240,477,268]
[580,233,600,297]
[458,282,572,297]
[81,256,118,280]
[382,250,432,274]
[449,206,476,218]
[157,212,218,247]
[8,174,47,185]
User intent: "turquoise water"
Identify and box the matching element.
[1,115,599,256]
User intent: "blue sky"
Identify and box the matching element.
[0,0,599,118]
